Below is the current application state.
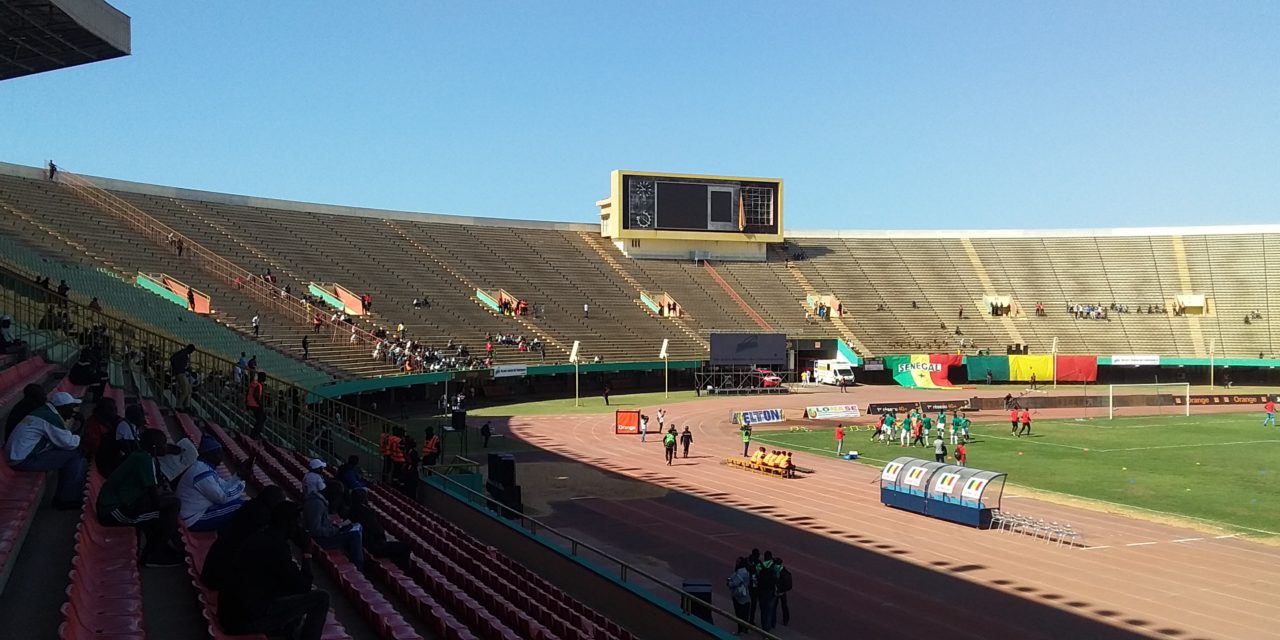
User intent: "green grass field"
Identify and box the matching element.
[467,390,708,417]
[754,413,1280,536]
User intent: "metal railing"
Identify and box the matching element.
[55,170,386,353]
[0,261,403,445]
[422,467,781,640]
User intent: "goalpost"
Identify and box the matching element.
[1107,382,1190,419]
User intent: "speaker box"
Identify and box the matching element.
[452,409,467,430]
[487,453,515,488]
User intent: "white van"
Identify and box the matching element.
[814,359,856,385]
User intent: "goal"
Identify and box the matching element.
[1107,383,1190,419]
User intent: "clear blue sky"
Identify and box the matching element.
[2,1,1276,229]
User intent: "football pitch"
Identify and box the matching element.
[754,412,1280,536]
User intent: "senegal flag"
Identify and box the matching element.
[883,354,963,389]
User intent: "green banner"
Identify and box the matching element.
[964,355,1009,382]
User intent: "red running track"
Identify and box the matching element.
[500,387,1280,640]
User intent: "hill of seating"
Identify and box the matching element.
[2,163,1277,372]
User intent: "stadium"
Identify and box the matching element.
[2,2,1278,640]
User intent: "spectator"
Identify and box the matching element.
[336,455,367,493]
[346,489,410,569]
[176,238,185,257]
[727,558,752,633]
[157,437,199,487]
[218,500,332,640]
[6,391,84,509]
[187,287,196,310]
[47,160,57,180]
[80,395,119,461]
[776,557,793,627]
[301,459,364,569]
[251,314,260,337]
[480,421,492,448]
[247,372,267,438]
[202,485,286,591]
[0,315,26,356]
[234,352,247,385]
[4,383,46,440]
[302,335,310,360]
[756,551,781,631]
[88,297,102,312]
[57,279,70,302]
[681,426,693,458]
[177,437,248,531]
[99,404,147,478]
[583,303,589,319]
[96,428,184,566]
[171,343,196,412]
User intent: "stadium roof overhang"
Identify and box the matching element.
[0,0,129,81]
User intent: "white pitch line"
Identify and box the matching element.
[1080,545,1110,550]
[1125,541,1159,547]
[1172,538,1204,543]
[1215,534,1240,539]
[977,433,1090,451]
[1095,440,1280,453]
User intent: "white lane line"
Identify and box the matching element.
[1125,542,1159,547]
[1080,545,1111,550]
[1173,537,1205,543]
[1215,534,1240,539]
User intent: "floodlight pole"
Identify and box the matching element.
[659,338,670,399]
[574,360,580,407]
[1052,337,1059,389]
[1209,338,1216,389]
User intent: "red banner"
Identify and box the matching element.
[1056,355,1098,382]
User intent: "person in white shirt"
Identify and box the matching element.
[177,437,247,531]
[6,391,84,508]
[583,303,589,319]
[251,314,260,336]
[640,414,649,443]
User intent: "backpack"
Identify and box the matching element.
[778,567,793,593]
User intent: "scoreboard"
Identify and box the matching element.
[613,171,782,235]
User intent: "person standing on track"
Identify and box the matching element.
[602,383,611,406]
[835,424,845,454]
[741,422,752,457]
[663,427,677,465]
[1019,408,1032,437]
[1010,406,1020,435]
[639,414,648,443]
[775,557,793,627]
[680,426,693,458]
[1264,398,1276,427]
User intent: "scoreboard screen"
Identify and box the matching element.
[622,173,780,234]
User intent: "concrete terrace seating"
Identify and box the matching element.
[0,174,391,378]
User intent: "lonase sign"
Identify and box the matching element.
[805,404,862,419]
[731,409,785,425]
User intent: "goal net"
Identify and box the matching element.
[1107,383,1190,419]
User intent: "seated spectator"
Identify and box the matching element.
[346,489,411,569]
[177,437,248,531]
[99,404,147,478]
[80,395,119,461]
[202,484,285,591]
[301,459,364,569]
[4,383,46,441]
[0,315,27,356]
[157,437,198,487]
[218,500,331,640]
[6,391,84,509]
[96,428,184,566]
[336,455,367,493]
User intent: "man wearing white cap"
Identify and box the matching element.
[301,458,364,570]
[6,391,85,508]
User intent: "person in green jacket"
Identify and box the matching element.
[741,421,752,456]
[663,427,677,465]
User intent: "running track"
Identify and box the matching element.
[502,387,1280,640]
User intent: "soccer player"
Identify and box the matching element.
[1019,408,1032,437]
[1009,407,1019,435]
[883,412,896,445]
[922,412,934,442]
[961,413,972,442]
[1264,398,1276,427]
[899,413,910,447]
[955,441,967,466]
[950,412,962,446]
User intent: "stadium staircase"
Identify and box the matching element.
[768,244,870,355]
[699,260,774,331]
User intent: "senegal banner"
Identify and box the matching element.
[882,354,962,389]
[1008,355,1054,382]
